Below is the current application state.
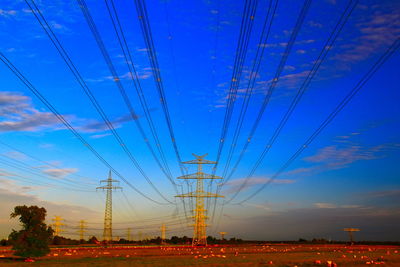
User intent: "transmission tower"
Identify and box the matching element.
[161,223,166,244]
[52,216,65,236]
[97,170,122,242]
[127,228,132,241]
[344,228,360,245]
[176,154,224,246]
[219,231,227,240]
[78,220,87,240]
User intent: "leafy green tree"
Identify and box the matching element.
[8,205,54,258]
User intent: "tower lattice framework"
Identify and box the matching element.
[97,171,122,242]
[176,154,223,246]
[78,220,87,240]
[161,223,166,244]
[52,216,65,236]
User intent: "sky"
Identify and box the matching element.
[0,0,399,241]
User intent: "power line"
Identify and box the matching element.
[131,0,186,175]
[0,157,94,192]
[0,139,96,187]
[0,166,74,190]
[0,52,166,205]
[206,0,260,219]
[210,0,312,224]
[221,0,279,182]
[235,36,400,204]
[225,0,359,204]
[24,0,172,204]
[161,0,192,220]
[77,0,177,190]
[222,0,313,185]
[212,0,259,175]
[207,0,279,218]
[99,0,190,218]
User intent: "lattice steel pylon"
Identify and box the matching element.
[52,216,65,236]
[161,223,166,244]
[127,228,132,241]
[176,154,224,246]
[78,220,87,240]
[97,170,122,242]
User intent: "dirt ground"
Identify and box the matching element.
[0,244,399,266]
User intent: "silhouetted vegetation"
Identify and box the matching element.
[8,205,54,257]
[52,236,80,245]
[88,236,99,244]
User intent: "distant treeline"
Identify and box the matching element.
[0,235,244,246]
[1,236,398,246]
[245,238,400,246]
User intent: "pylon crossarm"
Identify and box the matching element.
[344,228,360,232]
[177,172,223,179]
[100,179,120,183]
[97,186,122,190]
[182,159,217,164]
[176,192,224,198]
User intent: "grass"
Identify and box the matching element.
[0,244,399,266]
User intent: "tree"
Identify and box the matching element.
[88,236,99,244]
[8,205,54,258]
[0,239,8,246]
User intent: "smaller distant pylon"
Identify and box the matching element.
[97,170,122,242]
[127,228,132,241]
[52,216,65,236]
[343,228,360,245]
[78,220,87,240]
[161,223,166,244]
[219,231,227,240]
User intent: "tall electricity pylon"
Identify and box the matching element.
[176,154,223,246]
[97,170,122,242]
[161,223,166,244]
[52,216,65,236]
[78,220,87,240]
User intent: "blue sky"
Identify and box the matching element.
[0,0,399,241]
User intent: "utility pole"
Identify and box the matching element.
[97,170,122,242]
[219,231,227,240]
[78,220,87,240]
[52,216,65,236]
[176,154,224,246]
[161,223,166,244]
[127,228,132,241]
[344,228,360,245]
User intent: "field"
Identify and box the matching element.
[0,244,399,266]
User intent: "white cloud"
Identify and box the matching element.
[3,151,28,161]
[314,202,362,209]
[0,92,63,132]
[314,202,337,209]
[243,202,271,211]
[89,133,112,139]
[0,9,17,17]
[336,9,400,63]
[42,168,78,178]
